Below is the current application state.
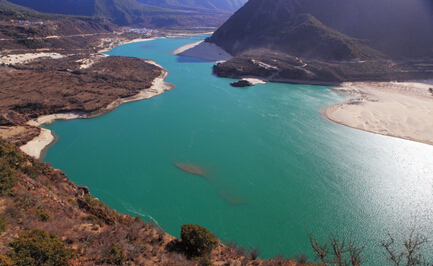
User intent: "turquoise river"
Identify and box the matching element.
[44,37,433,264]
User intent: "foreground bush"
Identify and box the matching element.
[0,216,7,235]
[6,228,77,265]
[0,158,17,196]
[110,242,126,265]
[180,224,218,257]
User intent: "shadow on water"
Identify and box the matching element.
[217,189,247,206]
[173,162,248,206]
[174,162,208,177]
[176,56,209,63]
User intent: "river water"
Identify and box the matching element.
[44,37,433,264]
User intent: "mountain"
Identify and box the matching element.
[6,0,157,25]
[5,0,231,27]
[0,0,42,13]
[208,0,433,59]
[210,12,384,61]
[137,0,247,12]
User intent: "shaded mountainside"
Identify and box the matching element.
[212,49,433,83]
[208,0,433,60]
[137,0,247,12]
[5,0,231,27]
[208,0,433,82]
[6,0,152,26]
[210,13,384,61]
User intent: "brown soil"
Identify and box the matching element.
[0,17,115,53]
[0,55,162,143]
[0,125,40,146]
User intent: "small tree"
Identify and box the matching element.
[7,228,77,265]
[308,232,365,266]
[380,229,428,266]
[0,158,17,196]
[0,255,14,266]
[0,215,7,235]
[110,242,126,265]
[180,224,218,257]
[33,209,51,222]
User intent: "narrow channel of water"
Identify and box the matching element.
[44,38,433,264]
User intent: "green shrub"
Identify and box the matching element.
[33,209,51,222]
[7,228,77,265]
[180,224,218,257]
[0,139,26,167]
[0,216,8,235]
[21,165,40,180]
[0,158,17,196]
[81,215,100,223]
[193,256,214,266]
[0,255,14,266]
[84,194,103,208]
[60,193,78,206]
[110,242,125,265]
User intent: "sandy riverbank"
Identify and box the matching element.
[21,61,173,159]
[174,40,232,62]
[97,37,159,54]
[325,80,433,145]
[0,52,65,65]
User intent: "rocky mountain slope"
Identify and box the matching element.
[7,0,153,26]
[208,0,433,60]
[210,13,384,61]
[137,0,247,12]
[5,0,231,27]
[208,0,433,82]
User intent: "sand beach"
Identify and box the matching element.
[325,81,433,145]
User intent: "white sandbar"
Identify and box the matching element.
[325,81,433,145]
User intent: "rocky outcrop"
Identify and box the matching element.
[230,79,253,87]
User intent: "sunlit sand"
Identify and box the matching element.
[325,80,433,145]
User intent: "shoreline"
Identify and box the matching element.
[173,40,232,62]
[97,37,160,54]
[20,60,173,159]
[7,35,178,160]
[324,81,433,146]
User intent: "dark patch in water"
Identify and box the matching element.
[174,163,206,177]
[218,190,246,206]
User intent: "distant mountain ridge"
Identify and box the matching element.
[6,0,155,25]
[137,0,247,12]
[5,0,231,27]
[208,0,433,60]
